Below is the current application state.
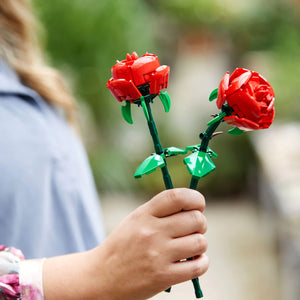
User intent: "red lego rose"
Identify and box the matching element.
[106,52,170,103]
[217,68,275,131]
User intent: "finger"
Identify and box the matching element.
[161,210,207,238]
[168,233,207,262]
[168,254,209,285]
[147,188,205,218]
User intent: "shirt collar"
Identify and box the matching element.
[0,58,41,104]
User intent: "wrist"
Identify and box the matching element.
[85,245,116,300]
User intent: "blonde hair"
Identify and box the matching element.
[0,0,76,123]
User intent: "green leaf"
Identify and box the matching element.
[121,101,133,124]
[159,91,171,113]
[164,147,188,156]
[209,88,218,101]
[134,154,165,178]
[228,127,244,135]
[184,151,216,179]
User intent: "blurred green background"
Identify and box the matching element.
[33,0,300,197]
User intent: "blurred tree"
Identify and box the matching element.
[150,0,299,53]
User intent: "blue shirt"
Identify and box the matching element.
[0,60,106,259]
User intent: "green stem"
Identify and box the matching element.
[190,176,199,190]
[144,97,173,190]
[187,257,203,298]
[191,105,233,189]
[143,96,173,293]
[189,118,223,191]
[192,278,203,298]
[199,120,223,152]
[187,114,226,298]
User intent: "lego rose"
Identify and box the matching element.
[106,52,169,103]
[216,68,275,131]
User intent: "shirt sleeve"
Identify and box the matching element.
[0,246,44,300]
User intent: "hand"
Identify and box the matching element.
[92,188,209,300]
[43,188,209,300]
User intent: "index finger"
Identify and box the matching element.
[147,188,206,218]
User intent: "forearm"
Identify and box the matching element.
[43,245,140,300]
[43,248,108,300]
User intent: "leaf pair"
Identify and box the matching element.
[134,146,218,179]
[121,91,171,124]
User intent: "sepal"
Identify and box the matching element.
[207,112,227,126]
[159,91,171,113]
[121,101,133,124]
[228,127,244,135]
[209,88,218,102]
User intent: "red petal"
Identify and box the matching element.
[258,109,275,129]
[126,53,132,61]
[244,82,255,98]
[227,90,261,120]
[216,72,229,109]
[131,54,160,87]
[226,70,252,97]
[267,97,275,112]
[252,72,269,86]
[224,116,260,131]
[229,68,249,79]
[106,78,142,102]
[248,79,260,94]
[131,51,139,60]
[149,65,170,94]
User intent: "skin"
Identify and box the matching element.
[43,188,209,300]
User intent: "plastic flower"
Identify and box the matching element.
[106,52,170,103]
[216,68,275,131]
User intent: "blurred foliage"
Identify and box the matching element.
[33,0,157,127]
[32,0,300,195]
[152,0,300,120]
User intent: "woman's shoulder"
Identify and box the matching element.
[0,60,46,123]
[0,60,68,140]
[0,91,53,155]
[0,64,61,164]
